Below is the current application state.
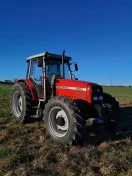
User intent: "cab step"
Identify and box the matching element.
[31,115,39,118]
[32,106,39,109]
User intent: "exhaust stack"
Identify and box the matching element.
[62,50,65,78]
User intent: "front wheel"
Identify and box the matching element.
[103,93,120,137]
[44,96,85,146]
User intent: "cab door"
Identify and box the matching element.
[29,59,43,98]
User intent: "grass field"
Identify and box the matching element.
[0,83,13,95]
[0,83,132,176]
[103,86,132,103]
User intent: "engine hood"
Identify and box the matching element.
[55,78,103,103]
[74,80,100,86]
[56,78,101,88]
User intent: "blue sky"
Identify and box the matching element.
[0,0,132,85]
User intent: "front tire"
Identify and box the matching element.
[11,82,32,123]
[103,93,120,137]
[44,96,85,146]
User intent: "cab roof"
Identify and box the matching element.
[26,51,71,61]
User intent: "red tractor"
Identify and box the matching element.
[11,51,120,145]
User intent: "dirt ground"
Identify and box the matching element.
[0,96,132,176]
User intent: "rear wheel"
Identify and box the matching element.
[11,82,32,123]
[44,96,85,146]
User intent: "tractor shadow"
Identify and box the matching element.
[116,106,132,139]
[81,106,132,146]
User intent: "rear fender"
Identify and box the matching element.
[17,79,38,100]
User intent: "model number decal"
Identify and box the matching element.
[56,86,86,91]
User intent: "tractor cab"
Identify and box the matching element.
[26,51,78,99]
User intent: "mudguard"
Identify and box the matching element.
[17,79,38,100]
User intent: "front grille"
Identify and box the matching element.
[92,85,103,103]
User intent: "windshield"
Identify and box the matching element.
[46,62,71,79]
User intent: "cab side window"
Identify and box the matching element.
[30,59,42,83]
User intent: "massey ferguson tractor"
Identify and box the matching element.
[11,51,120,145]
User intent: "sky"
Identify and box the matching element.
[0,0,132,85]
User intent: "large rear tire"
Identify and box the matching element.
[103,93,120,137]
[11,82,32,123]
[44,96,85,146]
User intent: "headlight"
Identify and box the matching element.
[99,96,103,100]
[93,96,98,101]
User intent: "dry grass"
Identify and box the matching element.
[0,96,132,176]
[0,118,132,176]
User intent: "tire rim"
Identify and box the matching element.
[49,107,69,137]
[13,91,23,118]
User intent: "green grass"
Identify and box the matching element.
[0,149,11,159]
[0,83,13,116]
[103,86,132,102]
[0,83,13,95]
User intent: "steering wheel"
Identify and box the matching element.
[48,73,56,81]
[49,73,55,76]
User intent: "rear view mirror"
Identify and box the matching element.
[75,63,78,71]
[70,62,78,72]
[38,58,43,67]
